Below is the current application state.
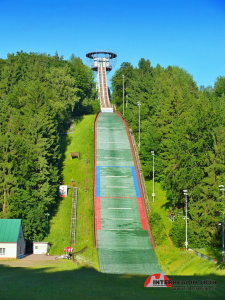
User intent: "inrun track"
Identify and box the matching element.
[94,112,161,274]
[88,50,161,274]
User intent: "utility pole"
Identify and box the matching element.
[122,75,125,116]
[137,101,141,148]
[45,212,50,237]
[219,185,225,261]
[151,151,155,202]
[183,190,188,250]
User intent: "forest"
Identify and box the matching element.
[1,51,225,250]
[0,51,96,240]
[111,58,225,248]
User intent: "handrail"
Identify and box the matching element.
[115,110,155,248]
[129,132,150,215]
[70,187,78,245]
[98,62,111,108]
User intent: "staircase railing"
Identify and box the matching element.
[70,187,78,245]
[129,131,150,215]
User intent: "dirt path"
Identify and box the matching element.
[0,254,60,267]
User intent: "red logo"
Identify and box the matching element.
[144,274,172,287]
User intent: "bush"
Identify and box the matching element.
[149,212,167,246]
[169,216,185,247]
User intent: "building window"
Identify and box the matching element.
[0,248,5,255]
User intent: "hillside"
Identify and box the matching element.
[45,113,225,278]
[45,114,99,270]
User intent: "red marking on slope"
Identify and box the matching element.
[137,197,148,230]
[95,197,101,230]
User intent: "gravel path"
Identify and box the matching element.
[0,254,60,267]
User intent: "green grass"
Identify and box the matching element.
[44,114,99,270]
[195,247,222,259]
[1,113,225,299]
[146,180,225,277]
[1,261,225,300]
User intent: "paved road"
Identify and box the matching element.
[19,254,58,260]
[0,254,60,267]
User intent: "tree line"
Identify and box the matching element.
[0,51,97,241]
[111,59,225,248]
[1,51,225,249]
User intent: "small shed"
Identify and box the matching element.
[0,219,26,259]
[33,242,49,254]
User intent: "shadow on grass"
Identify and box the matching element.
[73,114,84,125]
[50,115,84,219]
[217,261,225,270]
[48,133,72,220]
[204,247,224,263]
[0,263,225,300]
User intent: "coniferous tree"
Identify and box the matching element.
[0,52,95,240]
[111,59,225,248]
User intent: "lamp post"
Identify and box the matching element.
[219,185,225,261]
[45,212,50,237]
[151,151,155,202]
[137,101,141,149]
[122,75,125,116]
[183,190,188,250]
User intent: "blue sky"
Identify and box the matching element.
[0,0,225,87]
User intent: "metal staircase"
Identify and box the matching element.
[70,187,78,245]
[98,62,111,109]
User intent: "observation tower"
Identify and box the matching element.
[86,51,117,112]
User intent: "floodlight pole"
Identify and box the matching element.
[137,101,141,149]
[45,212,50,237]
[219,185,225,261]
[183,190,188,250]
[122,75,125,116]
[151,151,155,202]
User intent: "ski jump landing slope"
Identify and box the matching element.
[94,111,161,274]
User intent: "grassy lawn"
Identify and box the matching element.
[1,261,225,300]
[1,113,225,299]
[43,114,99,270]
[146,180,225,277]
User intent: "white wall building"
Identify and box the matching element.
[0,219,26,259]
[33,242,49,254]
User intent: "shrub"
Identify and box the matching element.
[149,212,167,246]
[169,216,185,247]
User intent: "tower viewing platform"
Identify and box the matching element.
[86,51,117,112]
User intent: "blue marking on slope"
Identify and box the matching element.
[96,166,101,197]
[100,166,131,168]
[96,165,140,197]
[131,167,140,197]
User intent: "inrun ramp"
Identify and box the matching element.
[86,50,116,112]
[94,112,161,274]
[98,62,111,108]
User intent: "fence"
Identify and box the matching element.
[129,130,150,215]
[182,248,218,264]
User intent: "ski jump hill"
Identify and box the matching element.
[87,51,161,274]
